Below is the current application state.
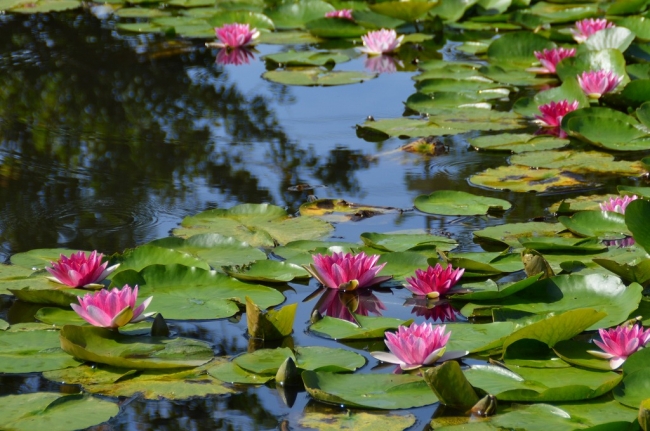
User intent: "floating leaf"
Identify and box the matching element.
[469,133,569,153]
[469,165,588,193]
[263,50,350,66]
[263,69,377,86]
[583,27,635,53]
[444,321,517,353]
[298,411,416,431]
[309,315,412,340]
[474,222,565,249]
[224,260,308,282]
[367,1,436,22]
[555,48,628,84]
[208,361,274,385]
[626,199,650,254]
[553,340,612,371]
[414,190,511,216]
[265,0,335,29]
[299,199,401,222]
[304,18,367,38]
[173,204,332,247]
[10,248,82,270]
[510,150,645,176]
[424,361,480,409]
[246,297,296,340]
[233,346,365,375]
[11,0,81,12]
[112,244,211,275]
[487,31,555,66]
[0,393,118,431]
[529,1,596,23]
[562,108,650,151]
[59,325,214,369]
[302,371,438,409]
[0,329,81,373]
[110,264,285,320]
[615,369,650,409]
[360,231,457,253]
[559,210,629,239]
[207,10,274,30]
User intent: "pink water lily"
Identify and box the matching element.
[359,29,403,55]
[216,47,255,65]
[535,99,579,128]
[587,324,650,369]
[46,251,119,288]
[577,70,623,98]
[405,264,464,299]
[531,48,576,74]
[371,322,465,370]
[325,9,353,20]
[304,251,392,290]
[71,285,154,329]
[572,18,614,43]
[600,195,639,214]
[214,23,260,49]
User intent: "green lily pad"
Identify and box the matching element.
[0,264,42,295]
[246,298,296,340]
[298,411,416,431]
[110,264,285,320]
[148,234,267,269]
[207,10,274,30]
[553,340,613,371]
[621,79,650,109]
[614,369,650,409]
[0,328,82,373]
[468,133,570,153]
[474,222,565,249]
[59,325,214,369]
[224,260,308,282]
[359,231,457,253]
[11,0,81,12]
[265,0,334,29]
[556,48,628,84]
[377,251,429,280]
[593,257,650,285]
[44,362,233,399]
[414,190,511,216]
[559,210,629,239]
[518,236,606,252]
[302,371,438,409]
[9,284,83,307]
[625,199,650,254]
[416,78,505,95]
[461,274,642,330]
[35,307,86,326]
[263,68,377,86]
[263,50,350,67]
[424,361,480,410]
[442,251,523,276]
[367,1,436,22]
[487,31,555,67]
[304,18,367,38]
[479,64,557,87]
[208,361,275,384]
[510,150,645,175]
[548,194,618,214]
[465,363,623,402]
[234,346,365,375]
[529,1,596,23]
[583,27,635,53]
[117,23,168,34]
[309,315,412,340]
[272,240,359,261]
[618,16,650,42]
[562,109,650,151]
[0,393,118,431]
[112,244,211,275]
[469,165,588,193]
[10,248,84,270]
[444,321,517,353]
[173,203,332,247]
[257,30,323,44]
[115,7,170,17]
[450,274,542,301]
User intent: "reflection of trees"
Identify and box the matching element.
[0,12,373,258]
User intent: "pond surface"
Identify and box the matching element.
[0,7,647,431]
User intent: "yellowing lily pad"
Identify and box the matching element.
[469,165,588,193]
[263,69,377,87]
[298,411,416,431]
[510,150,645,175]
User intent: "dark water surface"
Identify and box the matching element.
[0,10,644,430]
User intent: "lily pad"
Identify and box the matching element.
[265,0,335,29]
[59,325,214,369]
[444,321,517,353]
[0,328,82,373]
[442,251,524,276]
[559,210,629,239]
[0,264,43,296]
[173,203,332,247]
[304,18,367,38]
[207,361,274,385]
[234,346,365,375]
[510,150,645,175]
[556,48,628,84]
[625,199,650,254]
[593,257,650,285]
[299,199,401,222]
[207,10,274,30]
[263,50,350,67]
[583,27,635,53]
[469,165,588,193]
[487,31,555,67]
[224,260,308,282]
[110,264,285,320]
[43,362,233,399]
[297,411,416,431]
[246,298,296,340]
[414,190,511,216]
[309,315,412,340]
[359,231,457,253]
[11,0,81,12]
[367,1,436,22]
[614,369,650,409]
[553,340,612,371]
[465,363,623,402]
[10,248,83,270]
[302,371,438,409]
[469,133,570,153]
[529,1,596,23]
[474,222,565,249]
[148,233,267,269]
[0,393,118,431]
[263,69,377,86]
[562,109,650,151]
[112,244,211,275]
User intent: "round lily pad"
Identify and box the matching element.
[0,328,82,373]
[510,150,645,175]
[469,133,569,154]
[470,165,588,193]
[414,190,511,216]
[263,69,377,86]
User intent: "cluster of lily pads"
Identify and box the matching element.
[4,0,650,429]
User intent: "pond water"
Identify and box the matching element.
[1,6,648,431]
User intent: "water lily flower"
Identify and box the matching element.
[364,55,402,74]
[304,251,392,290]
[216,47,255,65]
[531,48,576,74]
[71,285,154,329]
[214,23,260,49]
[325,9,353,20]
[603,237,636,248]
[600,195,639,214]
[359,29,403,56]
[535,99,579,128]
[577,70,623,99]
[587,324,650,369]
[371,322,464,370]
[46,251,119,288]
[405,264,464,299]
[571,18,615,43]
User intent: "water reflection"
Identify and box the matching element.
[309,288,385,322]
[216,47,256,66]
[364,55,402,74]
[406,297,459,323]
